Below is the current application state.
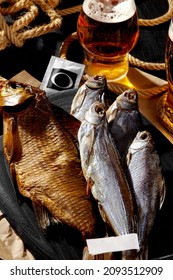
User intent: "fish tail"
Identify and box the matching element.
[82,246,114,260]
[122,249,141,260]
[122,246,148,260]
[32,201,58,231]
[139,246,148,260]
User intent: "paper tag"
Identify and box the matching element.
[86,234,139,255]
[40,56,85,97]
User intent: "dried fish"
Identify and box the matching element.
[71,75,113,121]
[78,101,139,259]
[107,89,144,164]
[127,130,166,259]
[0,80,100,240]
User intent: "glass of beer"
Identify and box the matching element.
[164,18,173,124]
[77,0,139,81]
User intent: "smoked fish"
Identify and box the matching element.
[127,131,166,259]
[0,80,99,240]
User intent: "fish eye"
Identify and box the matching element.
[124,89,136,100]
[9,82,21,90]
[97,75,104,81]
[95,104,105,116]
[140,132,148,140]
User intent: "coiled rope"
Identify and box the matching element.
[0,0,62,50]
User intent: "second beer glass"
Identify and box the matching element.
[77,0,139,81]
[165,18,173,119]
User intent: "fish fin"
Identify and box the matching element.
[3,111,15,163]
[159,178,166,209]
[126,151,132,166]
[32,202,58,231]
[86,177,94,196]
[138,245,148,260]
[98,204,108,225]
[122,249,141,260]
[82,246,114,260]
[106,101,118,123]
[70,86,86,115]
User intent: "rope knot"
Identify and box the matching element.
[0,0,62,50]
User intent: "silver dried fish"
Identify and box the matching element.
[71,75,108,121]
[127,130,166,259]
[107,89,144,164]
[78,101,139,259]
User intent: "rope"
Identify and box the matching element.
[0,0,62,50]
[139,0,173,26]
[58,5,82,16]
[128,55,165,71]
[107,83,168,99]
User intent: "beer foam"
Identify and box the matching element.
[169,19,173,42]
[83,0,136,23]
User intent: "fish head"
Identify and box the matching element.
[71,75,107,116]
[85,75,107,91]
[129,130,154,153]
[85,101,106,125]
[0,80,34,110]
[116,89,138,110]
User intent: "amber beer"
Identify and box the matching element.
[165,18,173,110]
[77,0,139,81]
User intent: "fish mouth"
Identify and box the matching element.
[4,97,34,114]
[0,80,37,114]
[85,101,106,125]
[137,130,151,141]
[85,75,106,90]
[124,89,137,103]
[0,80,34,108]
[95,103,105,117]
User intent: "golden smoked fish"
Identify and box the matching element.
[127,131,166,259]
[78,101,139,259]
[0,80,99,240]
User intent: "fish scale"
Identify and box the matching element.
[1,81,99,240]
[127,130,166,259]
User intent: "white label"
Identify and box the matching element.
[83,0,136,23]
[40,56,85,97]
[86,233,139,255]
